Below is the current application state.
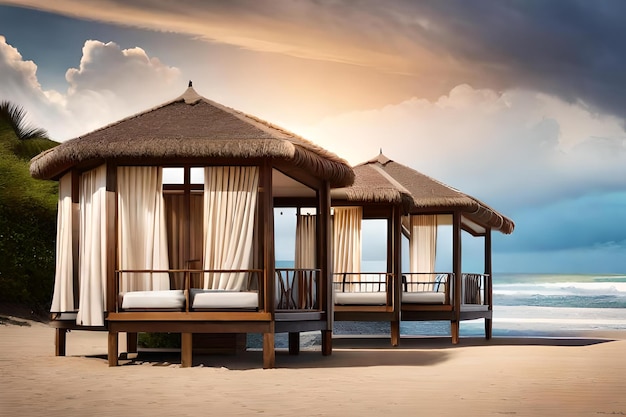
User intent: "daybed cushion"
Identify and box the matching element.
[121,290,186,310]
[190,289,258,309]
[402,291,445,304]
[335,291,387,305]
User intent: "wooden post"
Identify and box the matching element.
[55,328,67,356]
[391,205,402,347]
[288,332,300,355]
[321,330,332,356]
[108,332,119,367]
[318,182,333,351]
[484,228,493,340]
[450,321,460,344]
[452,212,462,344]
[263,332,275,369]
[391,321,400,347]
[181,333,192,368]
[126,332,138,354]
[105,164,118,315]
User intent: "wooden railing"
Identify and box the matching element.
[275,268,320,310]
[332,272,393,293]
[402,272,452,305]
[461,273,490,306]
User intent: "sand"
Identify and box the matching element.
[1,318,625,417]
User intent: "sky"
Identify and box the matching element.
[1,0,626,273]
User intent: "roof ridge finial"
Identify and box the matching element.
[380,148,383,155]
[188,80,193,88]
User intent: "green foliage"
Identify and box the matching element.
[0,102,58,314]
[138,333,181,349]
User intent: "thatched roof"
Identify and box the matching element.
[331,160,414,210]
[30,85,354,187]
[359,153,515,234]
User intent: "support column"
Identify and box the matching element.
[484,228,493,340]
[181,333,192,368]
[451,321,459,344]
[391,321,400,347]
[126,332,138,354]
[288,332,300,355]
[391,205,402,347]
[263,332,275,369]
[55,328,67,356]
[452,212,462,345]
[321,330,332,356]
[108,332,119,367]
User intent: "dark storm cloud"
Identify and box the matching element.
[395,0,626,119]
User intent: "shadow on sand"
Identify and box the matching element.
[83,335,615,370]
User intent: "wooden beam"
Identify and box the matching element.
[485,228,493,340]
[263,331,275,369]
[126,332,138,354]
[107,332,118,367]
[288,332,300,355]
[392,205,402,343]
[260,161,275,317]
[71,170,80,309]
[181,333,192,368]
[321,330,332,356]
[391,321,400,347]
[452,211,462,344]
[55,328,67,356]
[318,181,332,333]
[106,164,118,314]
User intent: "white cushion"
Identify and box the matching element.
[191,289,258,309]
[335,292,387,305]
[121,290,186,310]
[402,291,445,304]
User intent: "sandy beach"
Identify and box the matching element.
[1,317,625,417]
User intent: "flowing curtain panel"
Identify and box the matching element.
[203,166,259,290]
[51,172,74,313]
[76,165,107,326]
[295,214,316,269]
[332,206,362,286]
[117,166,170,292]
[409,214,438,283]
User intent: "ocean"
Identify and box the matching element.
[400,273,626,337]
[250,270,626,347]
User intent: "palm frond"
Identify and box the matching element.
[0,101,48,140]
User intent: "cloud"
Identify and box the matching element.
[301,84,626,211]
[4,0,626,120]
[0,36,181,139]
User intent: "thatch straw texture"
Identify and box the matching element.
[362,154,514,234]
[30,87,354,187]
[331,162,414,210]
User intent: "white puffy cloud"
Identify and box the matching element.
[0,37,182,140]
[0,35,65,129]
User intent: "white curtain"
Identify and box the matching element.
[409,214,438,281]
[51,172,74,313]
[203,166,259,290]
[76,165,107,326]
[117,166,170,292]
[332,207,362,274]
[295,214,316,269]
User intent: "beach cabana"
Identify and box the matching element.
[30,83,354,368]
[373,154,514,343]
[329,157,414,345]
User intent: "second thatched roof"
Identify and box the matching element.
[338,153,514,234]
[30,84,354,187]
